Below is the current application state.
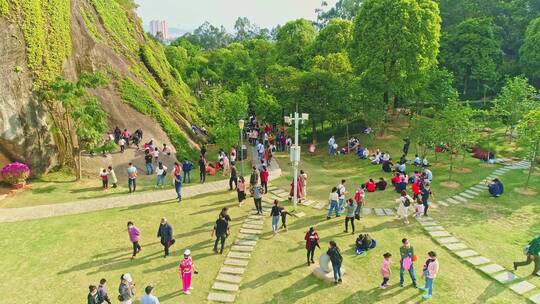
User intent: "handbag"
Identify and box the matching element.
[402,257,412,270]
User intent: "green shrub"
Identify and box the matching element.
[80,8,101,41]
[119,78,196,158]
[90,0,138,52]
[0,0,8,16]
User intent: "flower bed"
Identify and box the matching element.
[1,162,30,188]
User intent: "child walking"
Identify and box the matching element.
[100,169,109,190]
[380,252,392,289]
[179,249,197,295]
[420,251,439,300]
[279,206,290,231]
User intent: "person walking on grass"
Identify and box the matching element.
[173,162,183,202]
[399,238,418,288]
[327,187,340,219]
[344,199,357,234]
[100,169,109,190]
[139,285,160,304]
[212,213,230,254]
[280,206,290,231]
[107,166,118,189]
[88,285,98,304]
[127,163,137,193]
[260,165,269,193]
[513,235,540,277]
[157,218,174,258]
[270,200,281,234]
[421,183,433,216]
[380,252,392,289]
[304,227,320,266]
[251,183,264,215]
[229,163,238,190]
[127,221,141,259]
[198,155,206,184]
[250,166,259,187]
[300,170,308,198]
[144,150,154,175]
[182,159,193,183]
[155,162,167,188]
[97,278,112,304]
[179,249,197,295]
[397,190,413,224]
[237,176,246,206]
[118,274,135,304]
[419,251,439,300]
[337,180,347,213]
[327,241,343,284]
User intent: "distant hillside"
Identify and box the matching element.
[0,0,200,175]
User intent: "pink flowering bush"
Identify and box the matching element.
[1,162,30,185]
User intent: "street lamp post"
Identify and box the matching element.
[238,119,245,177]
[284,112,308,211]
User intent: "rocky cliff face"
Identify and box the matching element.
[0,0,199,175]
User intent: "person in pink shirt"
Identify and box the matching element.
[380,252,392,289]
[260,166,270,194]
[419,251,439,300]
[179,249,197,295]
[127,221,141,259]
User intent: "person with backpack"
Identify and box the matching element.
[127,221,142,259]
[154,162,167,188]
[304,227,320,266]
[126,163,137,193]
[157,218,174,258]
[327,241,343,284]
[173,162,182,202]
[399,238,418,288]
[249,166,259,186]
[182,159,193,183]
[397,191,413,224]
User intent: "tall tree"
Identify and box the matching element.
[493,76,537,142]
[275,19,317,69]
[316,0,364,24]
[517,105,540,189]
[351,0,441,127]
[520,17,540,81]
[311,18,353,56]
[183,21,232,50]
[233,17,261,41]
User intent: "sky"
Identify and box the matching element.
[135,0,338,32]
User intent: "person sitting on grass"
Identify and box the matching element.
[376,177,387,191]
[355,233,376,255]
[382,159,393,173]
[488,178,504,197]
[413,154,422,166]
[366,179,376,192]
[356,146,365,159]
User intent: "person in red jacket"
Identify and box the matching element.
[304,227,320,266]
[260,166,270,194]
[411,181,421,200]
[366,179,376,192]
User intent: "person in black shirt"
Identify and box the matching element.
[421,183,433,216]
[144,151,154,175]
[229,163,238,190]
[376,177,387,191]
[198,155,206,183]
[87,285,98,304]
[212,214,229,254]
[201,145,207,158]
[382,160,393,173]
[327,241,343,284]
[219,207,232,222]
[270,200,281,234]
[279,206,290,230]
[157,218,174,257]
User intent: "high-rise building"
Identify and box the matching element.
[149,20,168,40]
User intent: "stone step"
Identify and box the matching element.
[244,220,264,226]
[436,237,460,244]
[464,189,479,195]
[224,258,249,267]
[437,201,449,207]
[240,228,262,235]
[424,225,445,232]
[529,292,540,304]
[362,208,372,215]
[459,193,475,199]
[479,264,505,275]
[231,245,255,252]
[455,250,479,258]
[237,233,259,241]
[234,239,257,246]
[444,242,467,251]
[510,281,536,295]
[420,221,438,227]
[314,202,326,209]
[383,208,394,215]
[247,215,264,220]
[493,271,518,284]
[294,211,306,218]
[302,200,314,206]
[208,292,236,303]
[374,208,385,216]
[220,266,245,275]
[453,195,468,203]
[228,251,251,259]
[446,198,460,204]
[429,231,451,238]
[466,256,490,266]
[212,282,239,292]
[242,223,263,230]
[216,273,243,284]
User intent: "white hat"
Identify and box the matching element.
[184,249,191,256]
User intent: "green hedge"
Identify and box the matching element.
[119,77,196,158]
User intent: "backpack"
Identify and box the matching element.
[403,197,411,207]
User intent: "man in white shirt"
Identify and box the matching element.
[423,167,433,182]
[328,136,335,155]
[257,142,265,161]
[337,179,347,213]
[140,285,160,304]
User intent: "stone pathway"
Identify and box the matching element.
[415,160,540,303]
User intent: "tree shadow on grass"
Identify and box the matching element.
[259,271,333,304]
[242,263,307,290]
[472,281,505,304]
[337,285,419,304]
[31,186,56,194]
[70,186,103,194]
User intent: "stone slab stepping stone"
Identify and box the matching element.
[267,186,278,191]
[437,237,460,244]
[248,215,263,220]
[208,292,236,303]
[272,189,285,194]
[429,203,439,209]
[220,266,245,275]
[493,271,518,284]
[420,221,438,227]
[383,208,395,215]
[455,250,479,258]
[314,202,326,209]
[445,243,467,251]
[510,281,536,295]
[362,208,372,215]
[225,258,249,267]
[245,220,264,226]
[374,208,385,216]
[294,212,306,218]
[228,251,251,259]
[529,292,540,304]
[231,245,254,252]
[479,264,505,274]
[242,223,263,230]
[216,273,243,284]
[302,200,314,206]
[446,198,460,204]
[453,195,468,203]
[466,256,491,266]
[464,189,479,195]
[234,239,257,246]
[417,216,433,222]
[460,193,475,199]
[437,201,449,207]
[424,225,445,232]
[476,184,488,189]
[429,231,451,237]
[240,228,262,235]
[237,233,259,241]
[212,282,239,292]
[277,193,289,198]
